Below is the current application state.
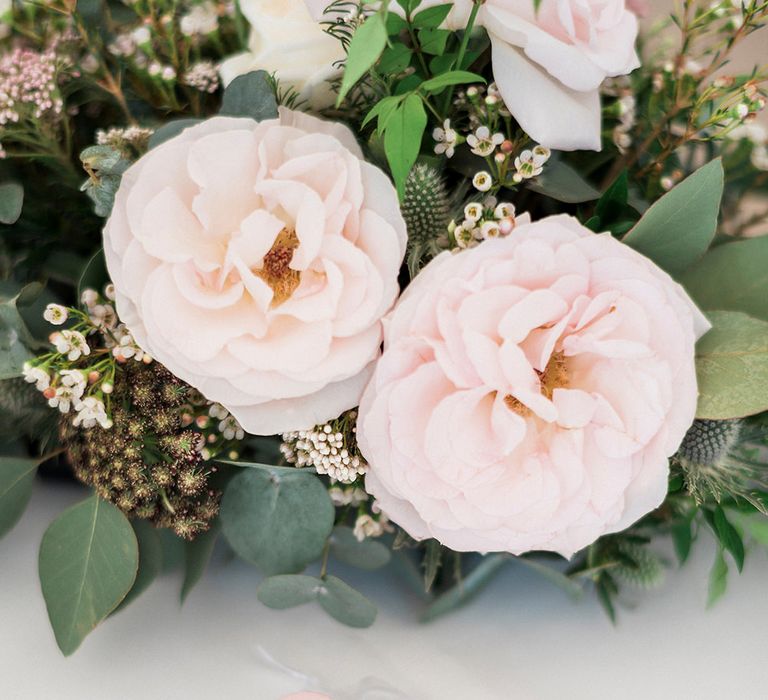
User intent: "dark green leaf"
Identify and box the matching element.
[337,13,388,106]
[413,3,453,28]
[219,70,279,121]
[0,282,42,380]
[671,517,694,565]
[526,159,600,203]
[422,539,442,592]
[595,170,629,222]
[623,159,724,276]
[378,44,413,74]
[317,575,378,628]
[329,526,391,570]
[0,456,40,539]
[384,93,427,199]
[257,574,319,609]
[220,468,334,575]
[0,182,24,224]
[39,495,138,655]
[418,28,450,55]
[180,522,219,603]
[713,506,745,572]
[77,249,108,303]
[114,520,162,613]
[421,553,510,622]
[680,236,768,322]
[148,119,204,149]
[420,70,485,93]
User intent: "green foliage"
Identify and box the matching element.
[337,12,388,106]
[695,311,768,419]
[39,495,139,655]
[585,171,640,235]
[329,526,391,571]
[114,520,163,613]
[707,546,729,608]
[181,522,219,603]
[148,119,204,150]
[0,182,24,224]
[79,145,130,218]
[0,282,43,380]
[412,4,453,29]
[705,506,745,572]
[681,236,768,322]
[219,70,279,121]
[77,249,109,303]
[422,539,443,592]
[384,94,428,199]
[623,159,724,276]
[220,466,334,575]
[257,573,378,628]
[526,158,600,203]
[0,378,56,442]
[0,456,41,539]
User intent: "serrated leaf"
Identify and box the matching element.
[219,70,279,121]
[526,159,600,203]
[316,575,378,628]
[39,495,138,655]
[420,70,485,93]
[337,12,388,106]
[220,468,334,575]
[384,93,427,199]
[257,574,320,609]
[329,526,391,571]
[148,119,203,149]
[0,182,24,224]
[180,521,219,603]
[0,455,41,538]
[707,546,728,608]
[695,311,768,419]
[421,553,509,622]
[623,159,724,276]
[114,520,162,613]
[680,236,768,321]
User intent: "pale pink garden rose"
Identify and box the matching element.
[357,215,709,557]
[305,0,639,150]
[104,109,406,435]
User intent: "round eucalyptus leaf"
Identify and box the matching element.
[220,468,334,575]
[316,575,378,628]
[329,526,391,571]
[0,456,40,539]
[114,520,162,614]
[257,575,320,610]
[0,182,24,224]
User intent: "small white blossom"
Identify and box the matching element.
[494,202,515,219]
[464,202,484,223]
[467,126,504,157]
[472,171,493,192]
[480,220,501,239]
[513,146,550,181]
[281,422,367,484]
[104,283,116,301]
[48,385,79,414]
[89,303,117,331]
[23,363,50,391]
[132,26,151,45]
[44,303,68,326]
[59,369,87,399]
[81,288,99,309]
[353,511,392,541]
[73,396,111,429]
[180,1,219,36]
[433,119,457,158]
[51,330,91,361]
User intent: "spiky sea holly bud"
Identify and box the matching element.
[678,419,742,465]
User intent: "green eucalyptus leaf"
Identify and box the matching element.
[180,521,220,603]
[220,468,334,575]
[422,539,442,592]
[0,455,40,539]
[114,520,162,613]
[337,12,388,106]
[148,119,204,149]
[421,553,510,622]
[680,236,768,321]
[514,557,584,600]
[384,93,427,199]
[219,70,279,121]
[77,249,109,303]
[39,495,138,655]
[316,575,378,628]
[623,159,724,276]
[0,182,24,224]
[0,282,42,380]
[526,159,600,204]
[695,311,768,419]
[329,526,391,571]
[257,574,319,609]
[707,546,728,608]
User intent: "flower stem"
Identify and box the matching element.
[441,0,482,116]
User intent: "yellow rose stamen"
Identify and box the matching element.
[257,228,301,307]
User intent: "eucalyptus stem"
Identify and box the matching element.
[319,539,331,579]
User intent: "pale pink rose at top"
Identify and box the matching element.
[103,108,406,435]
[305,0,639,151]
[357,215,709,558]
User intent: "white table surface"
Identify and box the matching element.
[1,481,767,700]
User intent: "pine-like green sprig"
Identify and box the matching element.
[402,164,452,278]
[613,541,665,589]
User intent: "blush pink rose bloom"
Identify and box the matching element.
[357,215,709,557]
[305,0,639,150]
[104,109,406,435]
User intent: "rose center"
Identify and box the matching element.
[257,228,301,307]
[504,351,570,416]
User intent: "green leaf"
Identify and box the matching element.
[148,119,203,149]
[422,539,442,592]
[329,526,391,570]
[680,236,768,321]
[0,182,24,224]
[180,522,219,603]
[671,516,694,565]
[337,12,388,106]
[257,574,319,609]
[707,546,728,608]
[219,70,279,121]
[712,506,745,572]
[526,159,600,203]
[623,159,724,276]
[114,520,162,613]
[362,95,405,133]
[0,456,40,539]
[421,553,510,622]
[0,282,42,380]
[378,44,413,74]
[695,311,768,419]
[418,28,450,55]
[420,70,485,93]
[77,249,108,303]
[594,170,629,222]
[728,510,768,548]
[220,468,334,575]
[317,575,378,628]
[39,495,138,655]
[384,93,427,199]
[413,3,453,28]
[513,557,584,600]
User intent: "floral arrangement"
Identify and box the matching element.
[0,0,767,658]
